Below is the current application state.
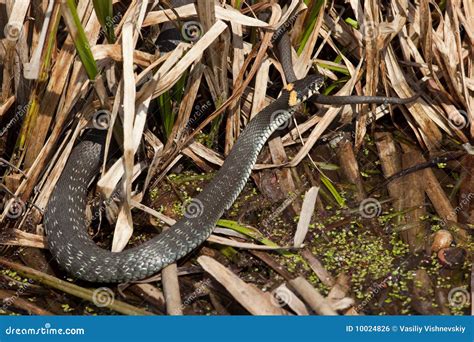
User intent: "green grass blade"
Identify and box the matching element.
[158,72,188,138]
[62,0,98,80]
[297,0,325,55]
[321,76,350,95]
[316,61,350,76]
[92,0,115,43]
[216,220,311,268]
[321,174,346,207]
[217,219,280,248]
[344,17,358,29]
[158,92,173,137]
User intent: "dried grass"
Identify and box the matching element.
[0,0,472,316]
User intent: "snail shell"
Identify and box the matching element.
[431,229,453,252]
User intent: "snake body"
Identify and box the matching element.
[44,76,324,282]
[44,1,417,283]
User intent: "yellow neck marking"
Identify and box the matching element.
[288,89,298,106]
[285,83,299,106]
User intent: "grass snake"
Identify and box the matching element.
[44,3,416,283]
[44,75,324,282]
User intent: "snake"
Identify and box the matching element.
[44,75,324,283]
[44,3,417,283]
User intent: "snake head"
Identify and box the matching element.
[285,74,325,106]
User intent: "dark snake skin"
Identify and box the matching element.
[44,2,417,283]
[44,76,324,282]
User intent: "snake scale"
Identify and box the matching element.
[45,76,323,282]
[44,2,416,283]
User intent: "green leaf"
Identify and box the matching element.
[297,0,325,55]
[344,17,359,29]
[316,62,350,76]
[321,175,346,207]
[158,72,188,138]
[62,0,98,80]
[314,162,340,171]
[92,0,116,43]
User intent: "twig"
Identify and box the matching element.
[0,258,153,316]
[0,289,53,315]
[288,276,337,315]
